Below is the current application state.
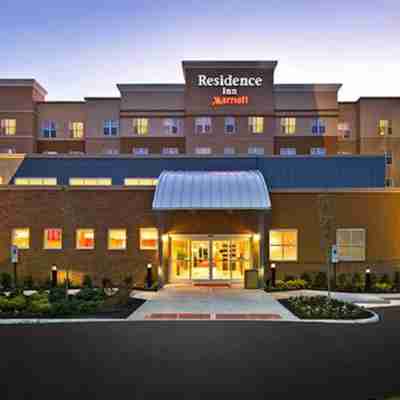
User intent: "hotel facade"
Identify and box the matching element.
[0,61,399,286]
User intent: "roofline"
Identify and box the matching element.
[274,84,342,92]
[182,60,278,70]
[0,79,47,97]
[36,101,86,105]
[117,84,184,93]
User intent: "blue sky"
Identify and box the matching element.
[1,0,399,100]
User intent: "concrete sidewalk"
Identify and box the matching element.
[128,284,298,321]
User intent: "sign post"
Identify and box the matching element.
[329,245,339,298]
[11,245,18,290]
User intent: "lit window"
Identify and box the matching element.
[224,147,236,155]
[132,147,149,156]
[224,117,236,134]
[378,120,392,136]
[312,119,326,135]
[12,228,30,249]
[269,230,297,261]
[195,147,212,155]
[104,120,119,136]
[76,229,95,249]
[385,151,393,165]
[280,147,296,156]
[162,147,179,155]
[124,178,158,186]
[132,118,149,135]
[0,177,3,184]
[336,229,365,261]
[310,147,326,156]
[69,122,84,139]
[248,116,264,133]
[42,121,57,138]
[195,117,212,134]
[140,228,158,250]
[44,229,62,249]
[163,118,179,134]
[69,178,112,186]
[108,229,127,250]
[15,177,57,185]
[248,146,264,155]
[1,119,16,135]
[338,122,351,140]
[280,117,296,135]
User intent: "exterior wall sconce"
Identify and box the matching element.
[51,265,58,288]
[253,233,261,241]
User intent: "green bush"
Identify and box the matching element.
[351,273,364,292]
[313,272,327,289]
[27,298,51,314]
[300,272,312,285]
[0,295,26,313]
[0,273,12,290]
[394,271,400,290]
[23,276,34,290]
[275,280,287,290]
[284,275,296,282]
[379,274,391,284]
[76,288,105,302]
[77,300,100,314]
[373,282,393,293]
[286,279,307,290]
[49,287,67,303]
[82,275,93,288]
[337,273,348,289]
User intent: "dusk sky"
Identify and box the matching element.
[1,0,399,101]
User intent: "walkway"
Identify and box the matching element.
[128,284,298,321]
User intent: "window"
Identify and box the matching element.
[336,228,366,261]
[42,121,57,138]
[311,119,326,135]
[280,117,296,135]
[224,117,236,134]
[12,228,30,249]
[0,177,3,184]
[163,118,179,134]
[224,146,236,155]
[269,229,298,261]
[15,177,57,186]
[248,116,264,134]
[385,178,394,187]
[195,147,212,155]
[132,118,149,136]
[124,178,158,186]
[44,229,62,249]
[108,229,127,250]
[280,147,296,156]
[310,147,326,156]
[132,147,149,156]
[338,122,351,139]
[162,147,179,155]
[378,120,392,136]
[76,229,95,249]
[195,117,212,134]
[248,146,264,155]
[103,120,119,136]
[68,122,84,139]
[140,228,158,250]
[69,178,112,186]
[385,151,393,165]
[1,119,16,135]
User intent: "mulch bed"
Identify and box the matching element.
[0,298,146,320]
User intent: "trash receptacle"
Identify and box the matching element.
[244,269,259,289]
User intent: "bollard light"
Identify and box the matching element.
[365,267,371,292]
[271,263,276,287]
[51,265,58,288]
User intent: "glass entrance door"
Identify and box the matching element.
[191,240,210,280]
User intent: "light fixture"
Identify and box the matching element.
[271,263,276,269]
[365,267,371,274]
[253,233,261,241]
[162,234,169,242]
[51,265,57,271]
[147,263,152,270]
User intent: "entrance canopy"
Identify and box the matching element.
[152,170,271,210]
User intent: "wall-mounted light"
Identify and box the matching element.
[253,233,261,241]
[162,234,169,242]
[271,263,276,269]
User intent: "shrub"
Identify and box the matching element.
[49,287,67,303]
[77,300,99,314]
[373,282,393,293]
[286,279,307,290]
[23,276,34,290]
[313,272,327,289]
[351,273,364,292]
[0,273,12,290]
[370,273,378,287]
[337,273,348,289]
[82,275,93,289]
[27,298,51,314]
[29,292,49,302]
[379,273,391,285]
[0,295,26,313]
[275,280,287,290]
[300,272,312,285]
[76,288,105,302]
[284,275,296,282]
[394,271,400,290]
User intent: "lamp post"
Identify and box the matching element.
[365,267,371,292]
[51,265,58,288]
[146,263,152,289]
[271,263,276,287]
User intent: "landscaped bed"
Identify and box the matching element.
[278,295,373,320]
[0,287,146,319]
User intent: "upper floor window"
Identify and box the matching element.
[162,147,179,155]
[338,122,351,140]
[42,121,57,138]
[44,228,62,250]
[15,177,57,186]
[132,147,149,156]
[310,147,326,156]
[140,228,158,250]
[0,119,16,135]
[69,122,84,139]
[224,146,236,155]
[76,229,95,250]
[248,116,264,134]
[280,147,296,156]
[132,118,149,136]
[269,229,298,261]
[124,178,158,186]
[0,177,3,185]
[195,147,212,155]
[69,178,112,186]
[12,228,30,249]
[195,117,212,134]
[163,118,179,134]
[312,119,326,135]
[378,119,392,136]
[248,146,264,155]
[108,229,127,250]
[224,117,236,134]
[280,117,296,135]
[336,228,366,261]
[103,120,119,136]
